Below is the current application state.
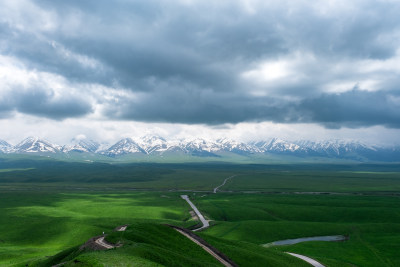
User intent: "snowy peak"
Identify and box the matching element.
[298,140,377,155]
[63,139,100,153]
[217,138,259,153]
[134,135,168,154]
[0,139,13,153]
[255,138,301,152]
[15,137,60,153]
[182,138,221,153]
[102,138,146,156]
[0,136,398,162]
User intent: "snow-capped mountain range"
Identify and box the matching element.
[0,136,399,162]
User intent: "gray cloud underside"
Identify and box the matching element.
[110,89,400,128]
[1,0,400,126]
[0,88,92,120]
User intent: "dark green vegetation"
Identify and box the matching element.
[193,193,400,266]
[0,191,197,266]
[35,223,224,267]
[1,157,399,266]
[1,156,399,192]
[33,223,308,267]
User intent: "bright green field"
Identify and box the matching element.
[33,222,309,267]
[0,191,196,266]
[1,160,400,266]
[193,193,400,266]
[0,191,310,267]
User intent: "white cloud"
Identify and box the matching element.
[0,0,58,33]
[50,41,104,70]
[0,0,399,145]
[242,60,291,83]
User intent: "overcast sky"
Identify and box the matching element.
[1,0,400,145]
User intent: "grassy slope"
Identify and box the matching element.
[32,223,309,267]
[1,161,400,266]
[33,223,222,267]
[0,192,195,266]
[224,170,400,193]
[0,191,307,267]
[193,193,400,267]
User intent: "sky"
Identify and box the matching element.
[0,0,400,146]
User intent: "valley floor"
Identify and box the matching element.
[0,162,399,266]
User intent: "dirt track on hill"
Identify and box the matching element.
[95,236,115,249]
[81,225,128,251]
[286,252,326,267]
[168,225,238,267]
[181,194,210,231]
[213,175,236,193]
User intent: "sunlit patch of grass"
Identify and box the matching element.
[0,192,192,266]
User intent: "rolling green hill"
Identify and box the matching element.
[1,160,399,266]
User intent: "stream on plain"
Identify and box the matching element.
[262,235,347,247]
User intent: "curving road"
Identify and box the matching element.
[93,225,128,250]
[95,236,115,249]
[168,225,238,267]
[115,225,128,231]
[181,195,209,231]
[174,227,236,267]
[286,252,326,267]
[213,175,236,193]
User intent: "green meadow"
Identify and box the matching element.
[0,158,399,266]
[193,193,400,266]
[0,191,195,266]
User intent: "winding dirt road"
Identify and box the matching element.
[94,236,115,249]
[169,225,238,267]
[91,225,128,250]
[181,195,209,231]
[213,175,236,193]
[181,186,331,266]
[286,252,326,267]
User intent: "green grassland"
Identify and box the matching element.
[0,191,197,266]
[223,170,400,193]
[33,223,309,267]
[1,157,400,192]
[0,159,399,266]
[192,193,400,266]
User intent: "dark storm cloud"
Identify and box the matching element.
[105,85,400,128]
[1,0,400,127]
[111,89,292,124]
[299,89,400,128]
[0,88,92,120]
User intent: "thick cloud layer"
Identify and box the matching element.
[0,87,92,119]
[0,0,399,127]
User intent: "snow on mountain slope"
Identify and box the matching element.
[0,136,398,161]
[62,139,100,153]
[134,135,169,154]
[0,139,13,153]
[254,138,302,152]
[101,138,146,156]
[217,138,259,153]
[14,137,61,153]
[296,140,378,156]
[181,138,221,153]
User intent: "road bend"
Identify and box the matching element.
[181,195,209,231]
[286,252,326,267]
[94,236,115,249]
[213,175,236,193]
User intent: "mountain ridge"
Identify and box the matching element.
[0,136,399,162]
